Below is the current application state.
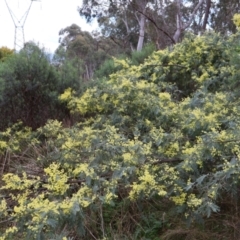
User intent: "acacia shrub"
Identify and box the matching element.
[140,32,233,98]
[1,32,240,239]
[94,43,155,79]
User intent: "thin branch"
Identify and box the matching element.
[176,0,183,30]
[151,158,182,165]
[144,63,189,69]
[84,224,98,240]
[109,36,124,49]
[0,218,13,224]
[183,0,205,30]
[67,179,85,184]
[99,204,105,238]
[136,9,176,44]
[1,150,9,174]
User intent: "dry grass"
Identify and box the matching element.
[161,228,214,240]
[160,199,240,240]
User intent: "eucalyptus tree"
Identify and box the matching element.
[79,0,152,51]
[79,0,208,50]
[57,24,123,80]
[58,24,104,79]
[209,0,240,34]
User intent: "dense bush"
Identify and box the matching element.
[0,47,14,62]
[0,42,83,130]
[1,32,240,239]
[94,43,155,79]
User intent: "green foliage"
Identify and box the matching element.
[94,55,126,79]
[95,43,155,79]
[79,1,240,51]
[0,42,82,130]
[1,32,240,239]
[130,43,156,65]
[0,42,58,129]
[53,46,84,93]
[0,47,14,62]
[141,32,233,98]
[57,24,122,81]
[210,0,239,34]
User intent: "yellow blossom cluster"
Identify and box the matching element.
[0,140,7,153]
[187,194,202,208]
[73,185,96,208]
[59,87,75,101]
[233,14,240,29]
[1,172,39,191]
[129,168,167,200]
[170,193,187,206]
[43,163,69,195]
[0,199,7,217]
[0,226,18,240]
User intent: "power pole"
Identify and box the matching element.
[4,0,38,51]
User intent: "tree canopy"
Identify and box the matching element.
[56,24,123,80]
[0,47,14,62]
[79,0,240,51]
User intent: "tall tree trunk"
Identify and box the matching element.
[173,0,183,43]
[202,0,211,32]
[173,0,204,43]
[173,13,182,43]
[137,13,146,51]
[85,64,89,80]
[122,10,135,51]
[136,0,148,51]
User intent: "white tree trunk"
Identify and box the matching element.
[137,13,146,51]
[136,0,148,51]
[173,8,182,43]
[173,0,204,43]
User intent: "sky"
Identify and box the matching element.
[0,0,97,53]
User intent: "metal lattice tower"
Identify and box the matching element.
[4,0,38,51]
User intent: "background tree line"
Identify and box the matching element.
[79,0,240,51]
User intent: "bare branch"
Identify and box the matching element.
[183,0,205,30]
[136,9,176,44]
[151,158,182,165]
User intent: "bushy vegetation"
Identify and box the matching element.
[0,42,85,130]
[95,43,156,79]
[0,47,14,62]
[1,18,240,239]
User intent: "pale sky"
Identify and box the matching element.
[0,0,97,52]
